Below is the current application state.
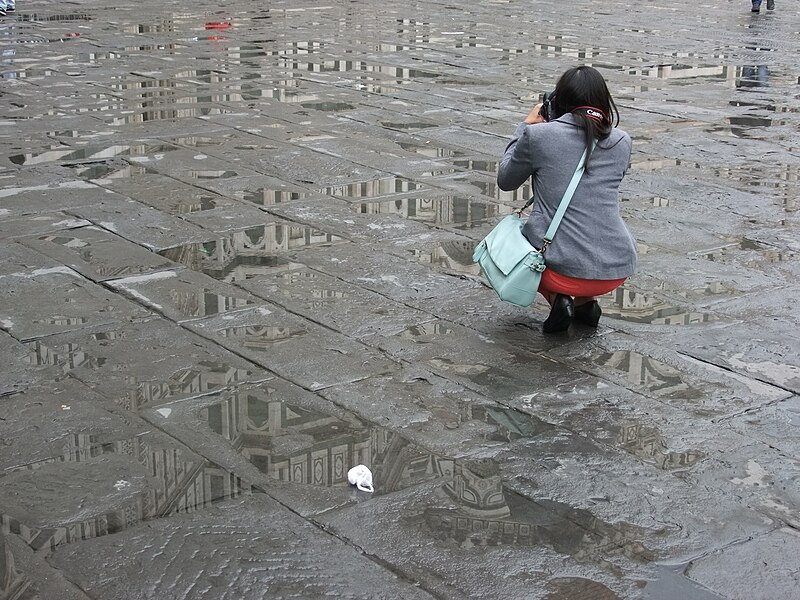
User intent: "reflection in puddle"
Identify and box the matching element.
[698,240,795,265]
[410,240,482,276]
[398,322,454,341]
[219,326,308,348]
[319,177,421,199]
[30,316,88,326]
[202,392,551,494]
[397,142,464,159]
[358,197,511,229]
[615,422,704,472]
[601,286,714,325]
[162,288,256,319]
[592,350,703,400]
[186,170,238,179]
[25,340,255,410]
[239,188,316,207]
[381,121,437,130]
[300,101,354,112]
[2,434,247,552]
[8,143,177,166]
[471,179,532,204]
[159,224,343,281]
[424,462,655,572]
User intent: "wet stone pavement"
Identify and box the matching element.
[0,0,799,598]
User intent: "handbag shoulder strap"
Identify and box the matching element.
[540,141,595,252]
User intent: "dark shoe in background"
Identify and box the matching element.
[543,294,574,334]
[574,301,602,327]
[766,0,775,9]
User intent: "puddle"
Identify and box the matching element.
[25,340,255,408]
[626,63,737,83]
[30,316,88,326]
[453,159,498,173]
[424,467,656,571]
[470,179,532,204]
[544,578,621,600]
[218,326,308,347]
[381,121,437,130]
[300,101,355,112]
[158,224,343,281]
[398,322,455,341]
[186,170,239,179]
[202,394,551,494]
[238,188,317,206]
[397,142,464,159]
[591,350,704,401]
[697,240,796,264]
[409,240,482,276]
[107,107,232,126]
[8,143,179,166]
[615,421,704,472]
[319,176,421,199]
[357,197,511,229]
[601,287,715,325]
[2,435,248,552]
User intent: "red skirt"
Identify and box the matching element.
[539,269,626,297]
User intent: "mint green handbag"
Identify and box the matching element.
[472,147,590,307]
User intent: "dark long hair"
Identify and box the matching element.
[551,66,619,170]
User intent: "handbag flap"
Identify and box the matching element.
[482,215,537,275]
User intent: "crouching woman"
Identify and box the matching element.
[497,65,637,333]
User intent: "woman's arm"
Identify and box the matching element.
[497,104,545,191]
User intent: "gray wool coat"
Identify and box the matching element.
[497,114,637,280]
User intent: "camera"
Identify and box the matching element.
[539,91,556,122]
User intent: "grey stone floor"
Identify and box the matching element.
[1,0,798,598]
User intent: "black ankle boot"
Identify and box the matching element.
[574,301,602,327]
[543,294,574,334]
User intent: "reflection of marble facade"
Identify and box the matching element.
[358,197,506,228]
[0,535,29,600]
[596,350,698,399]
[25,341,250,411]
[161,224,338,281]
[603,287,711,325]
[2,434,244,554]
[616,422,703,471]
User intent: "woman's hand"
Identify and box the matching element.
[524,103,546,125]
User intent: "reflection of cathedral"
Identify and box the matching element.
[160,224,340,281]
[603,287,711,325]
[203,392,442,491]
[1,434,244,554]
[615,422,703,472]
[25,341,252,411]
[358,197,508,229]
[595,350,701,399]
[0,534,29,600]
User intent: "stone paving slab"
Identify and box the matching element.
[46,495,437,600]
[0,212,90,241]
[685,528,800,600]
[24,320,271,410]
[107,268,266,323]
[17,224,176,282]
[239,264,436,340]
[185,306,398,392]
[0,266,151,341]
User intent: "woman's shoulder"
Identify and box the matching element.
[599,127,632,150]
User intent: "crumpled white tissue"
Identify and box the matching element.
[347,464,374,493]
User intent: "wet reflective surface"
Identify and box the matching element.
[159,224,344,281]
[2,0,799,598]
